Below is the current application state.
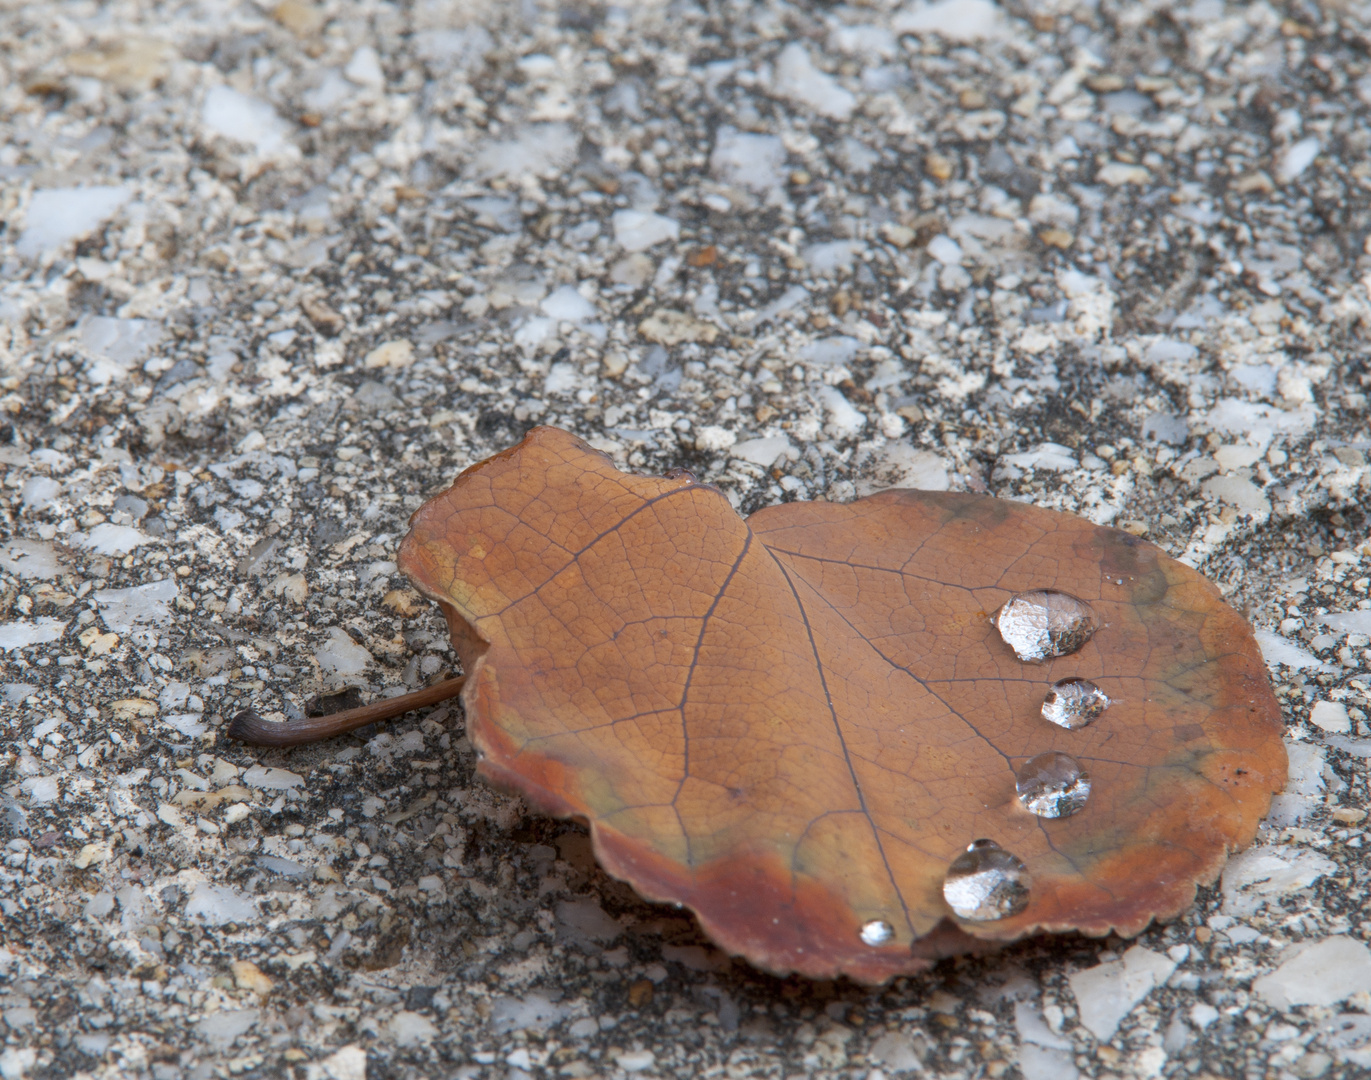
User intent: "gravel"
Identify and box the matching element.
[2,0,1371,1078]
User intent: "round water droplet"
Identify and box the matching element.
[994,591,1097,662]
[859,919,894,946]
[1042,677,1110,730]
[942,839,1030,921]
[1015,751,1091,818]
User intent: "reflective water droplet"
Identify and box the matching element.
[1042,677,1110,730]
[1015,751,1091,818]
[994,591,1097,662]
[860,919,894,946]
[943,839,1030,921]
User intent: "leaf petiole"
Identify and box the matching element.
[225,676,466,747]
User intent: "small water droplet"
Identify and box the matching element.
[860,919,894,946]
[994,591,1097,662]
[1042,677,1110,730]
[943,839,1030,921]
[1015,751,1091,818]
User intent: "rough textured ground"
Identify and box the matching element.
[2,0,1371,1078]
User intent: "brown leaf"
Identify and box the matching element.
[398,428,1285,983]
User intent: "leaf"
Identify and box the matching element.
[398,427,1286,983]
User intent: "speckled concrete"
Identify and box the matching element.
[2,1,1371,1078]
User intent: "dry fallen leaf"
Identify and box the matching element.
[395,427,1285,983]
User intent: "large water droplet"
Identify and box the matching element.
[859,919,894,946]
[1042,677,1110,730]
[943,840,1030,921]
[1015,751,1091,818]
[994,591,1097,662]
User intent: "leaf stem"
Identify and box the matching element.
[225,676,467,747]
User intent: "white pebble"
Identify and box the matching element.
[1276,137,1320,183]
[344,46,385,88]
[771,43,856,120]
[202,85,292,156]
[1067,946,1177,1042]
[16,186,130,258]
[388,1010,438,1046]
[1309,701,1351,734]
[1253,936,1371,1008]
[611,209,680,253]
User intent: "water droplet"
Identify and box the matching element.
[943,839,1030,921]
[994,591,1097,662]
[860,919,894,946]
[1015,751,1091,818]
[1041,677,1110,730]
